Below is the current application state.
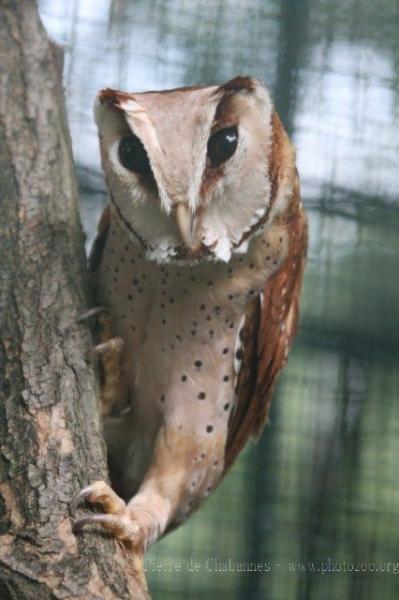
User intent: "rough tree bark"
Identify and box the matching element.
[0,2,149,598]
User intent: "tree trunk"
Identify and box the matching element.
[0,2,149,598]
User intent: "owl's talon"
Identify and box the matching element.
[70,484,97,514]
[77,306,109,323]
[73,513,140,543]
[71,480,127,515]
[71,481,152,549]
[90,337,124,357]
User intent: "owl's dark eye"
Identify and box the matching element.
[118,135,151,175]
[207,126,238,168]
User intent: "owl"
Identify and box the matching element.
[72,76,307,560]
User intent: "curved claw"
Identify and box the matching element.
[77,306,109,323]
[90,337,124,357]
[73,513,140,543]
[73,514,102,533]
[70,485,94,514]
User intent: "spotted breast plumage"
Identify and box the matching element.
[72,76,308,564]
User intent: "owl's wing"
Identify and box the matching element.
[224,202,307,473]
[88,205,111,275]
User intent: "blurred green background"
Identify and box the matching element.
[39,1,399,598]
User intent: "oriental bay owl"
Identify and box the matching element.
[72,76,307,556]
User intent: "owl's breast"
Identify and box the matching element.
[95,217,289,496]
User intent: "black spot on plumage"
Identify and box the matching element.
[222,348,229,355]
[194,360,202,368]
[198,392,206,400]
[206,425,213,433]
[160,395,165,402]
[224,402,230,411]
[223,375,229,382]
[181,375,187,382]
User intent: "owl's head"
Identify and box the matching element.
[94,76,296,264]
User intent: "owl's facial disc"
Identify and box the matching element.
[95,77,296,264]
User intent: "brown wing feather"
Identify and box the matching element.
[224,196,307,473]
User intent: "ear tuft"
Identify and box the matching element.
[97,88,134,109]
[217,76,257,95]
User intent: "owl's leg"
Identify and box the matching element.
[72,425,225,550]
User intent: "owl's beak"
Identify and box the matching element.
[175,203,201,252]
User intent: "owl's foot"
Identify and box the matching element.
[71,481,146,547]
[87,310,125,415]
